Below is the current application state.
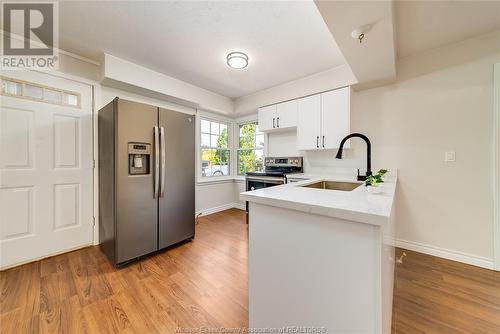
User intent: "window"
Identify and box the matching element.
[238,122,264,175]
[200,118,230,177]
[0,76,80,107]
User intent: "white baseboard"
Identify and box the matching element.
[1,243,92,271]
[395,238,495,270]
[196,202,245,217]
[232,202,246,210]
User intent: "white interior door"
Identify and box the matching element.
[0,70,93,269]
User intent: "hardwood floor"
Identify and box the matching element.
[392,248,500,334]
[1,209,500,333]
[0,209,248,334]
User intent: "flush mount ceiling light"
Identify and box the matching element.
[227,52,248,69]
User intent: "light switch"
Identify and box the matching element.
[444,151,456,162]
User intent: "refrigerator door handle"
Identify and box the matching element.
[154,126,160,198]
[160,126,166,197]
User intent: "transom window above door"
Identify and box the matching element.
[1,76,81,108]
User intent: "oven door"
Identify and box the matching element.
[246,175,285,191]
[245,175,284,224]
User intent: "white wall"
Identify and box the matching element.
[196,181,238,214]
[495,64,500,270]
[50,30,500,267]
[102,54,234,115]
[267,31,500,266]
[358,31,499,263]
[234,180,246,208]
[233,65,357,115]
[99,85,195,115]
[53,52,242,221]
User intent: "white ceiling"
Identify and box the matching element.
[396,0,500,58]
[315,0,396,86]
[59,1,346,98]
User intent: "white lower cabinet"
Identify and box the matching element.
[297,87,350,150]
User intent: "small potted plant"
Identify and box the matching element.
[365,169,388,194]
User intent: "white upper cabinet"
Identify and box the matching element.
[259,87,350,150]
[321,87,350,149]
[296,87,350,150]
[297,95,321,150]
[258,100,297,132]
[258,105,277,132]
[276,100,297,129]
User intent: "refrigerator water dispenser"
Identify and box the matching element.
[128,143,151,175]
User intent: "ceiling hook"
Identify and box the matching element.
[358,33,364,43]
[351,24,372,44]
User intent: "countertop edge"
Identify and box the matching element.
[240,171,398,226]
[240,192,388,226]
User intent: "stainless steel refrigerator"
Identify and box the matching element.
[98,98,195,266]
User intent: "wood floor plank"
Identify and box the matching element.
[0,261,40,315]
[2,209,500,334]
[1,305,39,334]
[392,248,500,334]
[39,295,88,334]
[81,295,131,334]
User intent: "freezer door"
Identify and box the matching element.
[116,99,159,264]
[158,108,195,249]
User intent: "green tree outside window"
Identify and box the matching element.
[238,122,264,175]
[201,119,229,177]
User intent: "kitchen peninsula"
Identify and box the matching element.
[240,171,397,334]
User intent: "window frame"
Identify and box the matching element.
[0,76,81,108]
[237,120,265,176]
[198,116,232,180]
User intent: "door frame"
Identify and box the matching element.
[494,63,500,271]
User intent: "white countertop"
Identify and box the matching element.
[240,171,397,226]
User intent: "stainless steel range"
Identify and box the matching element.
[245,156,303,223]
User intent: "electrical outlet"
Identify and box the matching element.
[445,151,456,162]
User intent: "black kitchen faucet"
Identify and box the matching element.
[335,133,372,181]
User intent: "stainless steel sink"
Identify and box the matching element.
[301,181,362,191]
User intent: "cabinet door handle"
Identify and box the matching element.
[277,117,280,128]
[322,136,325,148]
[273,118,275,128]
[316,136,319,148]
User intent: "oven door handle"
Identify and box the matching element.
[245,176,285,183]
